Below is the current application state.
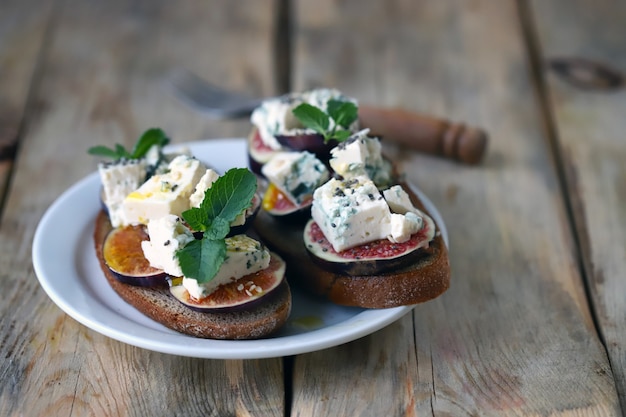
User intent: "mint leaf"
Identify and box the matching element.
[177,168,257,283]
[327,100,358,129]
[332,130,353,142]
[87,128,169,161]
[131,128,169,159]
[177,238,227,284]
[181,207,208,232]
[199,168,257,228]
[292,103,330,136]
[291,99,359,143]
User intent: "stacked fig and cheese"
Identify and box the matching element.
[94,142,290,339]
[250,89,451,308]
[248,88,359,172]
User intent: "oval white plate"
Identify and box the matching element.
[32,139,447,359]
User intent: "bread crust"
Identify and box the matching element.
[94,210,292,339]
[253,183,450,308]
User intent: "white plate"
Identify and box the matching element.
[32,139,448,359]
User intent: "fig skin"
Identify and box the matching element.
[275,133,339,161]
[102,226,168,287]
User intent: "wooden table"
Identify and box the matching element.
[1,0,624,415]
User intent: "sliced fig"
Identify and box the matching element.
[260,182,312,221]
[102,225,167,286]
[248,129,280,176]
[169,253,286,312]
[303,219,432,276]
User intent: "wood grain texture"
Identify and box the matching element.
[0,0,56,210]
[290,0,621,415]
[529,0,626,410]
[0,0,284,416]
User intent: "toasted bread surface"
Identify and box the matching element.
[94,211,292,339]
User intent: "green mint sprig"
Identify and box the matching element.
[176,168,257,284]
[292,99,358,143]
[87,128,170,160]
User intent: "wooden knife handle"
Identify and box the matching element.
[359,105,488,165]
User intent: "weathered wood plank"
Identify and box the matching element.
[0,1,283,416]
[290,0,621,415]
[529,0,626,410]
[0,0,56,211]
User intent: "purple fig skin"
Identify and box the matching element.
[275,133,340,162]
[110,270,169,287]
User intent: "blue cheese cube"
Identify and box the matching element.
[329,129,393,187]
[98,159,147,227]
[141,214,195,277]
[311,176,392,252]
[383,185,435,242]
[123,155,206,224]
[262,151,329,205]
[388,212,421,243]
[182,235,271,299]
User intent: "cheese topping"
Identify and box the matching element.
[140,214,195,277]
[329,129,393,188]
[311,176,433,252]
[122,155,206,225]
[98,159,147,228]
[261,151,329,205]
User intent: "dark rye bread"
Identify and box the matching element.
[93,210,292,340]
[253,183,450,308]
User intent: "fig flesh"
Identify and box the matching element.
[169,253,286,312]
[102,225,167,286]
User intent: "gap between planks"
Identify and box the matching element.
[514,0,613,369]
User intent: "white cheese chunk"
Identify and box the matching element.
[182,235,271,299]
[383,185,435,242]
[388,212,421,243]
[98,159,147,228]
[329,129,393,187]
[122,155,206,225]
[189,169,220,208]
[250,88,359,150]
[261,151,329,204]
[141,214,195,277]
[311,176,393,252]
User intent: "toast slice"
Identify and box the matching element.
[93,210,292,339]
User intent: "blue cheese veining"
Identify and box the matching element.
[311,176,433,252]
[261,151,330,205]
[329,129,393,188]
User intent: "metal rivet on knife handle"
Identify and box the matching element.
[358,105,488,165]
